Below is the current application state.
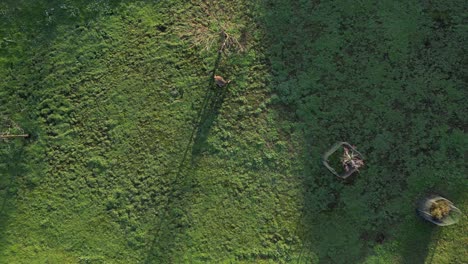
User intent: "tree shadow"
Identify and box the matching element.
[258,1,373,261]
[0,139,30,257]
[0,0,125,60]
[398,194,438,264]
[144,51,228,263]
[257,0,465,262]
[185,50,228,166]
[399,188,463,264]
[190,77,229,164]
[293,142,370,264]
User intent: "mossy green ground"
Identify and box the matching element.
[0,1,466,263]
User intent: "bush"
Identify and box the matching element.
[430,200,451,220]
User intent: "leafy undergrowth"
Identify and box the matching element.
[0,0,466,263]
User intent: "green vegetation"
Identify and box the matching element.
[327,147,346,175]
[0,0,466,263]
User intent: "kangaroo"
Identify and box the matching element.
[214,75,231,87]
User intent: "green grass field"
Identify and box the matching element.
[0,0,466,263]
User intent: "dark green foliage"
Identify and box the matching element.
[261,0,467,262]
[0,0,466,263]
[328,149,344,174]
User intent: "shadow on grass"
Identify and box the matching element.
[400,189,464,264]
[258,1,374,262]
[258,0,465,263]
[398,192,439,264]
[0,140,30,256]
[188,50,228,165]
[144,51,228,263]
[0,0,125,61]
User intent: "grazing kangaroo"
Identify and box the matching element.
[214,75,231,87]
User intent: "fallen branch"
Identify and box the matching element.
[0,134,29,139]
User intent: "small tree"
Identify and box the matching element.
[430,199,451,220]
[418,195,462,226]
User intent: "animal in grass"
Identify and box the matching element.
[214,75,231,87]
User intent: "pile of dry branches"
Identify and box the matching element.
[179,0,247,54]
[341,146,365,172]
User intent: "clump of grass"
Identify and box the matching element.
[430,200,451,220]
